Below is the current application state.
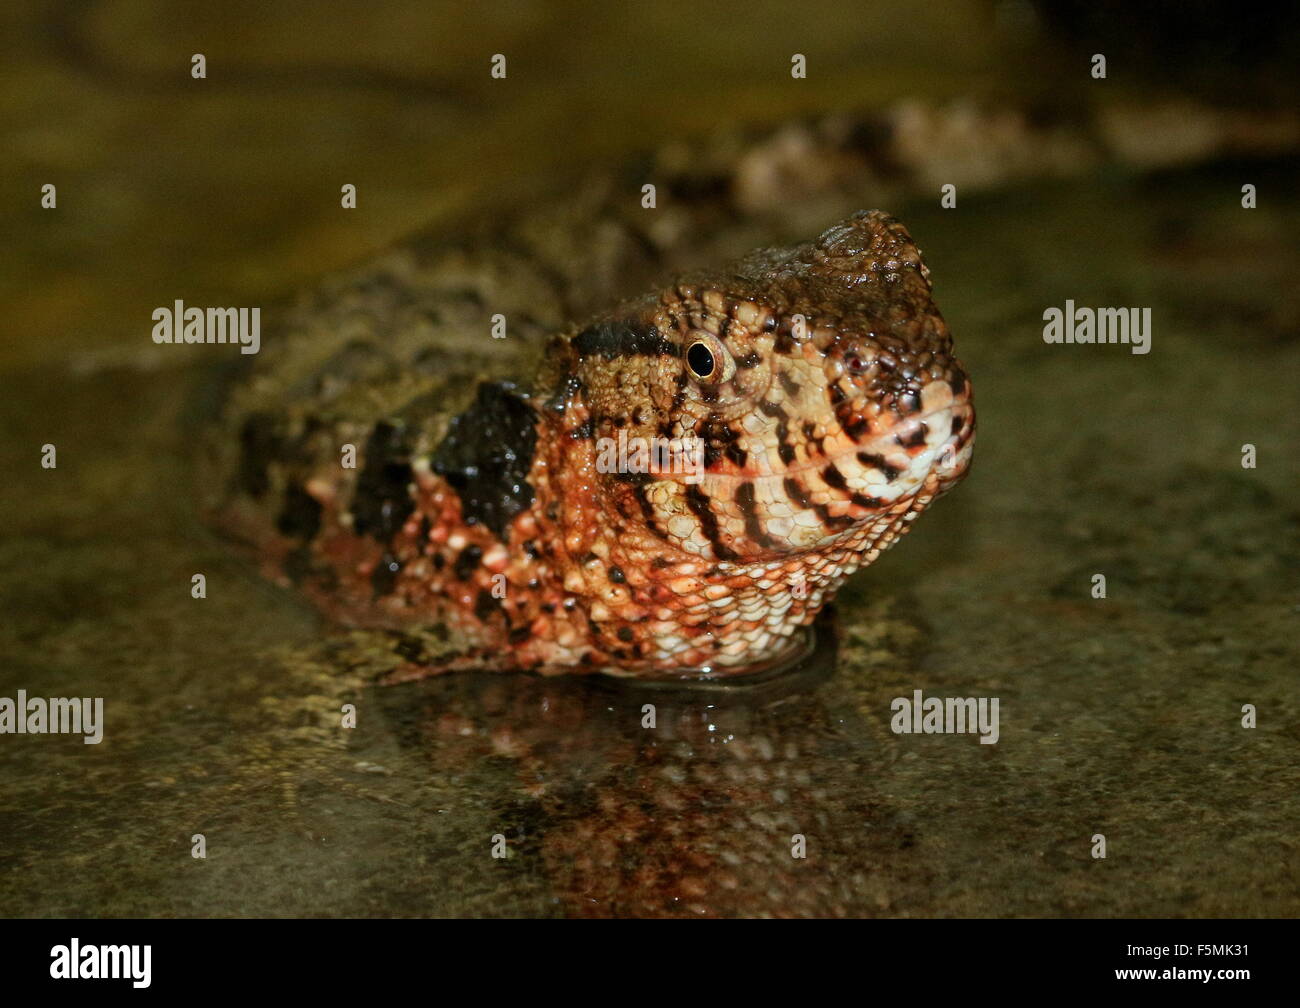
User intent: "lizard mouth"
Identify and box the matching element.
[676,393,974,500]
[875,394,975,492]
[623,392,974,562]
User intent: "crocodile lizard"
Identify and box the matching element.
[208,117,974,679]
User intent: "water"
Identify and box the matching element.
[3,159,1296,916]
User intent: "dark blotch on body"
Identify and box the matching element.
[474,589,502,622]
[454,544,484,581]
[431,382,538,540]
[352,421,415,542]
[573,319,674,360]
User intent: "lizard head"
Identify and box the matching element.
[553,210,974,564]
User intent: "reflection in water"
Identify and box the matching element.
[372,614,930,917]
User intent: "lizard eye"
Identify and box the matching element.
[687,342,715,378]
[685,336,733,383]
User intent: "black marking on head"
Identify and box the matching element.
[573,319,674,360]
[617,626,634,642]
[670,379,688,413]
[431,382,538,541]
[735,351,762,369]
[844,415,870,440]
[352,421,415,542]
[735,482,774,548]
[777,431,796,467]
[701,419,742,470]
[811,501,855,532]
[858,451,903,481]
[851,493,885,509]
[951,415,964,435]
[685,484,737,561]
[725,441,748,469]
[783,476,812,510]
[821,465,848,492]
[759,399,786,419]
[778,371,800,400]
[632,484,665,539]
[897,422,929,449]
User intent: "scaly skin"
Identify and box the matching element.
[210,145,973,680]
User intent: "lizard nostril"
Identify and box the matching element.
[845,353,868,374]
